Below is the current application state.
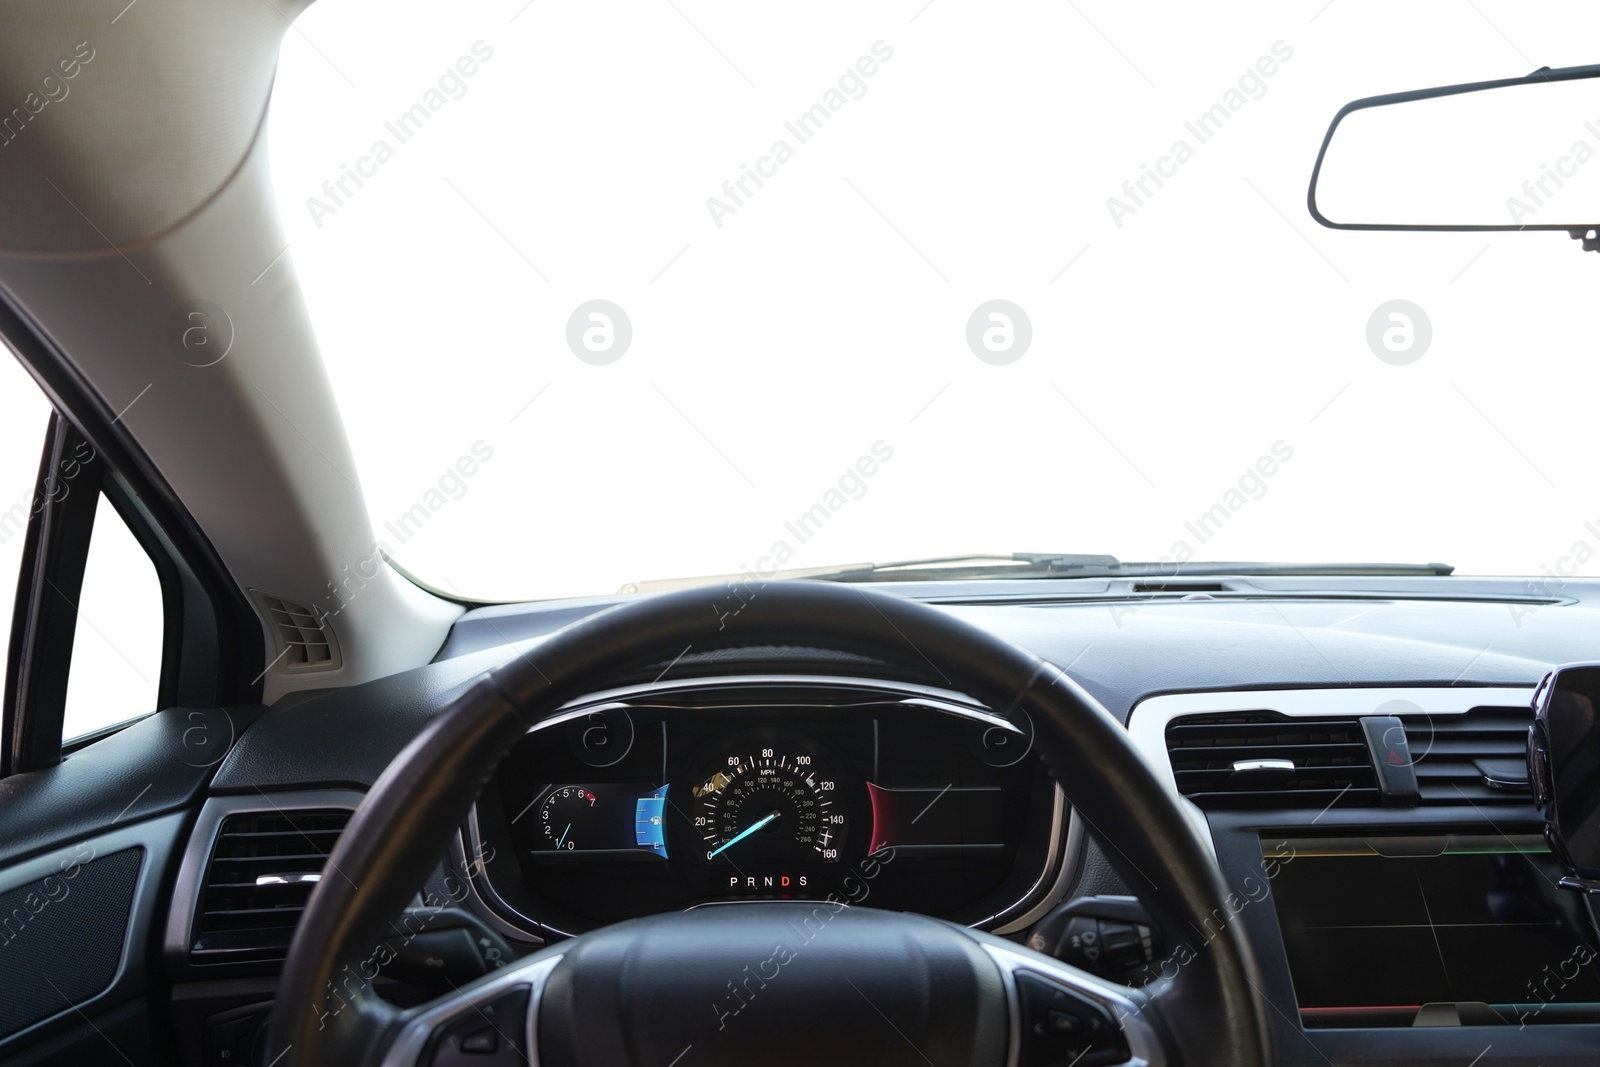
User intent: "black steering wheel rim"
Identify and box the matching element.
[267,580,1272,1065]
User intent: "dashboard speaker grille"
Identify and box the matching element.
[0,847,143,1039]
[1403,706,1533,804]
[1166,712,1380,809]
[190,808,351,964]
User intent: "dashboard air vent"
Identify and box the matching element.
[1166,713,1379,809]
[190,808,352,964]
[1403,706,1533,804]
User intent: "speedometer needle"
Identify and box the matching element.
[709,810,780,859]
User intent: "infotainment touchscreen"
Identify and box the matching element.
[1264,834,1600,1027]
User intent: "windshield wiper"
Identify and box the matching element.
[1154,561,1456,577]
[621,554,1454,593]
[799,555,1456,583]
[799,553,1126,582]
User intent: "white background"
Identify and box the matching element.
[262,0,1600,602]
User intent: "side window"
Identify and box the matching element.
[61,494,163,740]
[2,352,169,756]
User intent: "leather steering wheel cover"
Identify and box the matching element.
[269,580,1271,1065]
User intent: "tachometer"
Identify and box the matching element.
[529,783,669,859]
[536,785,596,852]
[692,739,848,864]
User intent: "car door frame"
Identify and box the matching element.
[0,287,264,778]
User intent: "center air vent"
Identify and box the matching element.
[1166,713,1379,809]
[1404,706,1533,804]
[190,808,352,964]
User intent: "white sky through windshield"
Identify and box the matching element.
[268,1,1600,601]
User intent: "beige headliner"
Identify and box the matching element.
[0,0,461,700]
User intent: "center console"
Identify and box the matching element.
[1129,685,1600,1065]
[1266,832,1600,1027]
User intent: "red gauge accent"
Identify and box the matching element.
[866,782,896,853]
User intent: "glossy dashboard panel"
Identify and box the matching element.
[467,679,1066,937]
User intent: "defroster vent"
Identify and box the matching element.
[254,592,340,671]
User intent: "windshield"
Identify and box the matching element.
[267,3,1594,602]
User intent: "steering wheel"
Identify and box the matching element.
[267,581,1271,1066]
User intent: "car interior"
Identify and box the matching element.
[3,4,1600,1066]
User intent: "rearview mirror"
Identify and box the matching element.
[1309,63,1600,250]
[1529,664,1600,891]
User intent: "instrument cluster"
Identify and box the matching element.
[468,680,1067,937]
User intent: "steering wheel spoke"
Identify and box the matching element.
[381,952,564,1066]
[364,916,1182,1067]
[977,935,1168,1067]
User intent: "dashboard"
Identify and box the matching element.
[35,573,1600,1066]
[464,677,1068,937]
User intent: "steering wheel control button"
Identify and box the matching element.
[423,987,528,1066]
[459,1027,498,1053]
[1047,1009,1083,1034]
[1016,973,1129,1066]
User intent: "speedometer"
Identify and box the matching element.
[692,737,848,864]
